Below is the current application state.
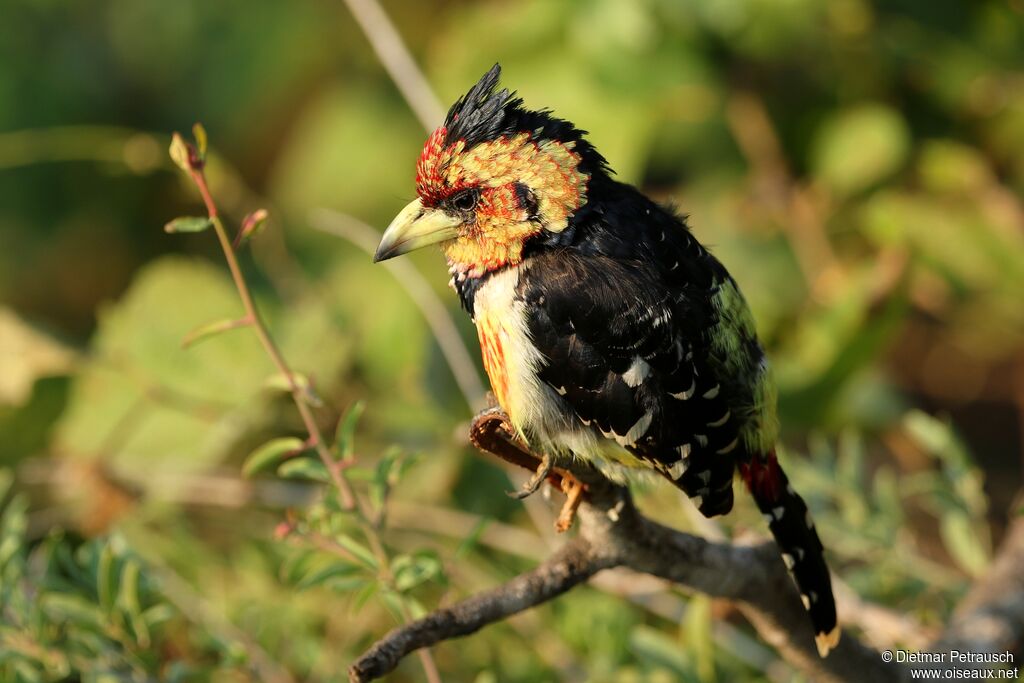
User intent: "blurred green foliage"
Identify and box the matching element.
[2,0,1022,680]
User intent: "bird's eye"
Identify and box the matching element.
[450,189,479,212]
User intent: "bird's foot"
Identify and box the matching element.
[555,473,586,533]
[508,452,553,500]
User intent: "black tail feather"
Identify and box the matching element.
[741,450,840,657]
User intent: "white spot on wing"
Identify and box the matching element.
[615,411,653,446]
[554,385,567,396]
[707,410,730,428]
[668,460,687,480]
[670,377,696,400]
[621,357,651,387]
[697,470,711,485]
[703,384,720,399]
[677,443,691,459]
[717,437,739,454]
[695,434,709,447]
[782,553,795,570]
[801,594,811,610]
[772,506,785,520]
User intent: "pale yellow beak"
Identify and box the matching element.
[374,198,462,262]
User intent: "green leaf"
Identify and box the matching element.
[334,400,365,461]
[236,208,269,247]
[276,457,330,483]
[685,595,715,683]
[192,123,208,159]
[181,317,250,349]
[351,581,379,613]
[940,509,989,577]
[96,544,117,614]
[454,518,490,560]
[53,257,274,478]
[335,533,379,570]
[242,437,306,477]
[390,550,443,592]
[377,588,406,621]
[297,562,362,590]
[164,216,213,234]
[263,372,323,407]
[812,104,909,197]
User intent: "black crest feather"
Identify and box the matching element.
[443,64,610,175]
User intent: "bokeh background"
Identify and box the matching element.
[2,0,1023,681]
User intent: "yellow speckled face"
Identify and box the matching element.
[415,126,589,276]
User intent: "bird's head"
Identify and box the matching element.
[374,64,607,279]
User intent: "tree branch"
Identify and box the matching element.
[348,536,615,682]
[349,406,1024,682]
[349,409,913,683]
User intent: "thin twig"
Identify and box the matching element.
[338,0,445,131]
[175,132,447,682]
[187,166,358,511]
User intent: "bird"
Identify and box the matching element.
[374,64,840,658]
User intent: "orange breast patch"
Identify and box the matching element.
[477,316,511,415]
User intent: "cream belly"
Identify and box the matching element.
[471,265,646,481]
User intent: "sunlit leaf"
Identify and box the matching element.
[276,456,330,483]
[242,437,306,477]
[191,123,208,159]
[812,104,909,197]
[168,132,190,172]
[335,533,379,570]
[164,216,212,234]
[334,400,365,461]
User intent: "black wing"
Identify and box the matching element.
[517,248,745,517]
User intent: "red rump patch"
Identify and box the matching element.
[739,450,784,502]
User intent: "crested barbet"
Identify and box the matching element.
[375,64,840,658]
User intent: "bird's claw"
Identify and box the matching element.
[555,474,586,533]
[508,453,553,500]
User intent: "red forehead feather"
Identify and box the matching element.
[416,126,460,206]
